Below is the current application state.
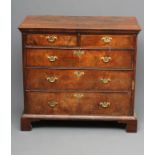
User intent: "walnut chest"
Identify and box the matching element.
[19,16,141,132]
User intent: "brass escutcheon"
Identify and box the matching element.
[48,100,58,108]
[101,36,112,43]
[100,78,111,84]
[99,102,110,108]
[47,56,58,62]
[74,71,85,78]
[73,93,84,99]
[73,50,85,57]
[101,56,112,63]
[46,35,57,43]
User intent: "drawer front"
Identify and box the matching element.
[25,34,77,46]
[25,69,133,90]
[25,49,133,69]
[25,92,131,116]
[80,35,135,48]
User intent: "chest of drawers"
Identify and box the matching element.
[19,16,141,132]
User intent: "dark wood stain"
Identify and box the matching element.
[19,16,141,132]
[25,49,133,69]
[26,34,77,46]
[25,69,133,91]
[25,92,131,116]
[80,34,136,48]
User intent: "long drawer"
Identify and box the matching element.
[25,49,133,69]
[25,92,131,116]
[25,69,133,90]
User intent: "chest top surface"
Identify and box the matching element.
[19,16,141,33]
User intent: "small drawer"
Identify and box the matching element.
[25,92,131,116]
[25,69,133,91]
[80,35,135,48]
[25,49,133,69]
[25,34,77,46]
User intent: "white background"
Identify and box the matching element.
[0,0,11,155]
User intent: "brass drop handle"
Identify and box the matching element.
[46,35,57,43]
[46,76,58,83]
[101,36,112,43]
[100,78,111,84]
[74,71,85,78]
[99,102,110,108]
[73,50,85,57]
[48,100,58,108]
[47,56,58,62]
[101,56,112,63]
